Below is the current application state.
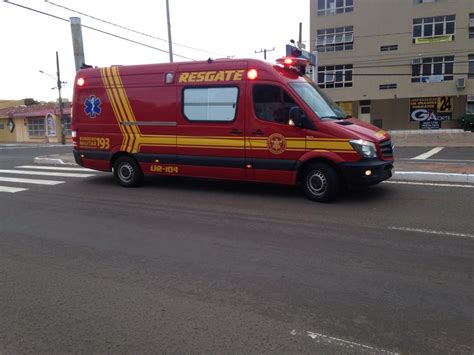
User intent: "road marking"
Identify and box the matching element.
[0,144,72,149]
[389,226,474,239]
[0,177,65,185]
[291,329,398,354]
[0,186,28,193]
[0,169,95,178]
[384,181,474,188]
[411,147,444,160]
[16,165,94,172]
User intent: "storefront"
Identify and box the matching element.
[0,103,71,143]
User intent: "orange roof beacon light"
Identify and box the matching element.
[276,56,309,76]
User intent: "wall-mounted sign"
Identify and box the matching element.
[45,113,56,137]
[410,97,452,129]
[415,35,453,44]
[420,120,441,130]
[336,101,353,117]
[7,118,15,133]
[421,75,444,83]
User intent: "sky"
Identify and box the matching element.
[0,0,310,102]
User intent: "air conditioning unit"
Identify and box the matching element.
[456,77,466,89]
[412,58,422,65]
[469,18,474,27]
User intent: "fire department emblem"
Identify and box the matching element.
[267,133,286,155]
[84,95,102,118]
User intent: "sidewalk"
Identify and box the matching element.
[33,151,474,185]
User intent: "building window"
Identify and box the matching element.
[359,100,371,114]
[27,117,46,137]
[63,115,72,135]
[414,0,437,4]
[317,64,353,88]
[183,87,238,122]
[469,55,474,79]
[316,26,354,52]
[467,96,474,114]
[379,83,397,90]
[317,0,353,16]
[469,14,474,38]
[411,56,454,83]
[413,15,455,43]
[380,44,398,51]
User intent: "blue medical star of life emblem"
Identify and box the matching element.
[84,95,102,118]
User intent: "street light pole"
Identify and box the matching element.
[166,0,173,63]
[56,51,66,145]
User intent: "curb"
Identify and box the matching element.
[34,156,77,166]
[393,171,474,184]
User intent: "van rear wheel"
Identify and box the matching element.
[302,162,338,202]
[113,156,143,187]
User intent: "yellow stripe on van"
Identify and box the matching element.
[102,67,133,152]
[100,68,128,151]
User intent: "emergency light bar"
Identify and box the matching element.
[276,56,309,76]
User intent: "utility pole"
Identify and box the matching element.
[166,0,173,62]
[70,17,85,72]
[56,51,66,145]
[297,22,306,49]
[255,47,275,60]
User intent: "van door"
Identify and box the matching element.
[176,85,246,180]
[246,83,307,184]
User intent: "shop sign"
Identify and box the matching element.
[410,96,452,128]
[7,118,15,133]
[45,113,57,137]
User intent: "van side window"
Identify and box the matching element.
[183,87,238,122]
[253,85,299,124]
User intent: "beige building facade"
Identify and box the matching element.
[0,102,72,143]
[310,0,474,130]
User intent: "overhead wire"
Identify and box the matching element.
[44,0,229,58]
[3,0,196,61]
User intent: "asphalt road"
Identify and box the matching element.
[0,145,473,354]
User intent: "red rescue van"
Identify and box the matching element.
[71,57,393,202]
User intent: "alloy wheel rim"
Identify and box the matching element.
[307,170,327,196]
[118,163,134,182]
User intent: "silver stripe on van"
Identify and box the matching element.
[120,121,177,126]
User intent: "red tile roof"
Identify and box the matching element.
[0,102,71,118]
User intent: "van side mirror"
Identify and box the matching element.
[289,107,306,128]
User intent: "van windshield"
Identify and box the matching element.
[289,80,347,120]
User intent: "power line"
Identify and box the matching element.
[44,0,229,58]
[3,0,195,61]
[315,49,474,67]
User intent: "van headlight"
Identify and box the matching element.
[349,139,377,158]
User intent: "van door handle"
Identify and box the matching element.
[229,128,242,135]
[251,129,264,136]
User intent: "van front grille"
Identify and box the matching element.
[380,139,393,158]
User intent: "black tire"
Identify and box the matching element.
[301,162,339,202]
[113,156,144,187]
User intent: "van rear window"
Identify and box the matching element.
[183,87,238,122]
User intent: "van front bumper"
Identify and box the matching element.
[338,159,393,186]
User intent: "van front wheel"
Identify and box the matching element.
[113,156,143,187]
[302,162,338,202]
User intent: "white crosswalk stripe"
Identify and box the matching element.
[0,165,96,194]
[16,165,95,172]
[0,169,95,178]
[0,177,65,185]
[0,186,28,193]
